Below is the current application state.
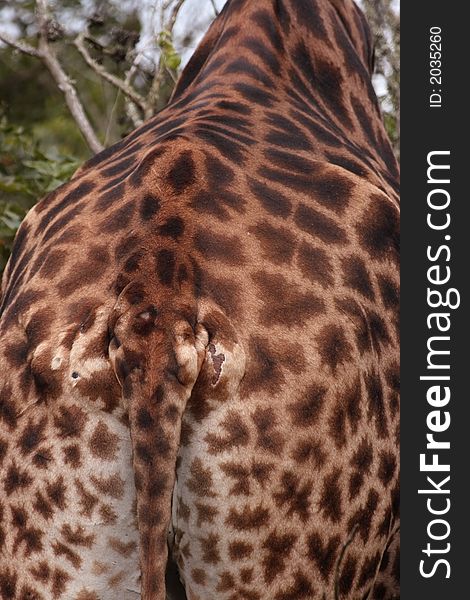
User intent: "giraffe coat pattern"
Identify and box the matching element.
[0,0,399,598]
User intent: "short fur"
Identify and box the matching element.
[0,0,399,598]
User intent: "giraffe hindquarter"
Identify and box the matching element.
[169,221,399,600]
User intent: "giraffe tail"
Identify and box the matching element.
[108,279,208,599]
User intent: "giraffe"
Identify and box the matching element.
[0,0,400,599]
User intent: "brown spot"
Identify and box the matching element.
[249,222,297,265]
[339,555,358,596]
[198,272,242,317]
[92,562,110,576]
[205,411,250,454]
[307,533,341,580]
[30,561,50,584]
[3,341,28,369]
[191,569,206,585]
[88,421,119,460]
[200,533,220,564]
[351,438,373,473]
[0,569,17,599]
[0,439,8,466]
[349,472,364,501]
[140,194,161,221]
[367,309,391,354]
[328,404,348,449]
[19,584,45,600]
[46,476,67,509]
[186,458,217,498]
[194,502,219,527]
[295,203,348,245]
[4,462,32,496]
[274,570,313,600]
[225,504,270,531]
[357,195,399,260]
[217,572,235,592]
[52,541,82,569]
[243,336,306,395]
[358,552,381,588]
[291,439,326,468]
[253,271,324,326]
[240,567,253,584]
[90,473,125,499]
[378,451,397,487]
[296,242,335,288]
[52,569,70,599]
[228,540,253,560]
[319,468,343,523]
[61,524,95,547]
[341,254,375,299]
[53,404,87,437]
[310,170,355,212]
[177,497,190,522]
[317,323,353,373]
[195,229,246,265]
[273,471,312,521]
[288,383,327,427]
[365,370,388,438]
[75,591,100,600]
[0,386,18,430]
[335,297,371,355]
[166,150,196,193]
[164,403,179,424]
[32,447,52,469]
[33,491,53,520]
[11,506,44,556]
[247,177,292,217]
[155,248,175,286]
[63,444,81,468]
[251,461,275,487]
[252,406,285,454]
[109,537,137,557]
[99,503,118,525]
[75,480,99,517]
[108,570,126,588]
[378,274,399,310]
[348,489,380,543]
[158,216,185,239]
[220,462,250,496]
[262,530,296,583]
[136,408,154,429]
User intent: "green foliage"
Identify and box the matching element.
[0,116,82,272]
[382,110,399,154]
[158,30,182,71]
[362,0,400,158]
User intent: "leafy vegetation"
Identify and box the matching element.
[0,116,81,271]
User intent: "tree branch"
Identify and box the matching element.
[166,0,187,32]
[146,60,166,118]
[145,0,187,115]
[36,0,103,154]
[209,0,220,16]
[74,31,147,113]
[0,32,42,58]
[123,57,145,128]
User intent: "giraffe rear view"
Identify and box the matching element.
[0,1,399,598]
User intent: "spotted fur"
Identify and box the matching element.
[0,0,399,598]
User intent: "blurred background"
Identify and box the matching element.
[0,0,399,272]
